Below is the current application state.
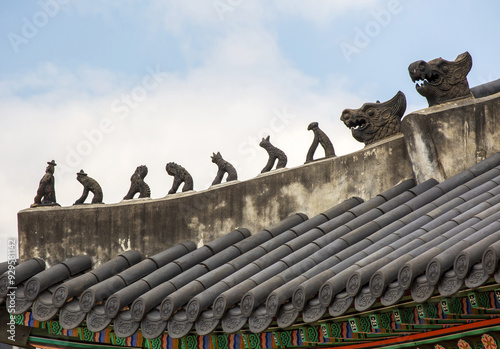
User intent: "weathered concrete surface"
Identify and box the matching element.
[18,135,413,266]
[402,92,500,183]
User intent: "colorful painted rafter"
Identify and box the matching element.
[10,286,500,349]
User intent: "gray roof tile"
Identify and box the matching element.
[9,153,500,339]
[0,257,45,298]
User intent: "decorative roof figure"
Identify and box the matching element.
[341,91,407,146]
[31,160,59,207]
[409,51,473,107]
[166,162,193,194]
[74,170,103,205]
[210,152,237,186]
[259,136,287,173]
[305,122,335,163]
[123,165,150,200]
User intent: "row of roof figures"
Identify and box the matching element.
[29,128,332,207]
[30,52,500,207]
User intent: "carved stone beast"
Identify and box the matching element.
[259,136,287,173]
[166,162,193,194]
[341,91,406,146]
[408,51,473,107]
[305,122,335,163]
[211,152,237,185]
[74,170,103,204]
[31,160,58,207]
[123,165,151,200]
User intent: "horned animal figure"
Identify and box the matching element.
[166,162,193,194]
[211,152,237,185]
[409,51,500,107]
[259,135,287,173]
[409,52,473,107]
[341,91,407,146]
[123,165,150,200]
[74,170,103,204]
[305,122,335,163]
[31,160,58,207]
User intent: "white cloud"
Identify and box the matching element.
[272,0,382,26]
[153,1,224,34]
[135,0,390,34]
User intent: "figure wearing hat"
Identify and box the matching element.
[74,169,103,204]
[31,160,58,207]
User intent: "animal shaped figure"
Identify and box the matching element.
[409,51,500,107]
[211,152,237,185]
[31,160,57,207]
[409,52,473,107]
[166,162,194,194]
[341,91,407,146]
[259,135,287,173]
[123,165,150,200]
[74,170,103,204]
[305,122,335,163]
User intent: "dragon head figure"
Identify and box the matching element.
[341,91,406,146]
[408,51,473,107]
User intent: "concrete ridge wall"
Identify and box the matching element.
[402,91,500,183]
[19,134,413,266]
[18,92,500,266]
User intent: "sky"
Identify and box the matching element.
[1,1,500,262]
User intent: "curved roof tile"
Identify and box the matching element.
[5,153,500,340]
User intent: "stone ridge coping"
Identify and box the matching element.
[18,133,406,214]
[357,133,404,151]
[407,91,500,115]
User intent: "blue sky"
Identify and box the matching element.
[1,1,500,261]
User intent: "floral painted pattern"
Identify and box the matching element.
[457,339,471,349]
[434,345,446,349]
[482,334,498,349]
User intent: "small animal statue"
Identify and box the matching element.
[259,135,287,173]
[305,122,336,163]
[211,152,237,185]
[31,160,58,207]
[123,165,151,200]
[166,162,194,194]
[341,91,407,146]
[74,170,103,204]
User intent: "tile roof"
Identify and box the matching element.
[3,153,500,341]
